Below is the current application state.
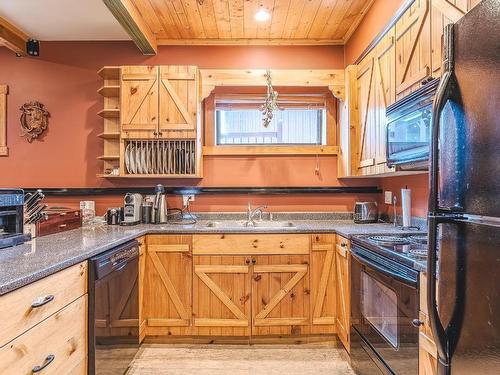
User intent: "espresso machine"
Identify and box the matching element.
[122,193,142,225]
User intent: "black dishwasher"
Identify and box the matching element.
[88,240,140,375]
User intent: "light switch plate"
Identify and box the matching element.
[384,191,393,204]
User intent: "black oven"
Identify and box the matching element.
[386,78,439,170]
[350,244,419,375]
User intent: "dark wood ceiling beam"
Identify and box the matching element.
[103,0,158,55]
[0,16,28,56]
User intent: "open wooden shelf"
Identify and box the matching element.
[97,108,120,118]
[97,85,120,97]
[97,132,120,139]
[98,66,120,80]
[97,155,120,161]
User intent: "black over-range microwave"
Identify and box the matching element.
[386,78,440,170]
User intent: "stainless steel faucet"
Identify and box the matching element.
[247,202,268,225]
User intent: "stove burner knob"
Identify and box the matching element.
[411,319,424,327]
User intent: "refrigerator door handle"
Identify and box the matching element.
[428,216,452,375]
[428,23,455,375]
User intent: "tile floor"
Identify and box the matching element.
[126,343,356,375]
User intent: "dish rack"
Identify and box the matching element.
[124,139,197,176]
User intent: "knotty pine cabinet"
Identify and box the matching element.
[140,233,346,340]
[352,28,396,176]
[335,235,351,352]
[340,0,478,178]
[97,65,202,178]
[251,255,311,336]
[121,65,199,140]
[141,235,193,337]
[430,0,481,78]
[395,0,432,99]
[419,272,438,375]
[311,234,337,334]
[192,255,252,337]
[0,262,88,374]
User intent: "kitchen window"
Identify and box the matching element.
[215,99,326,146]
[204,87,338,155]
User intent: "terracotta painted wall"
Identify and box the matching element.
[377,174,429,219]
[344,0,405,65]
[346,0,429,218]
[0,42,380,213]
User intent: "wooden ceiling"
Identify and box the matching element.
[103,0,373,53]
[133,0,373,45]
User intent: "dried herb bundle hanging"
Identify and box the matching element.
[260,69,279,128]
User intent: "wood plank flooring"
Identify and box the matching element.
[127,343,356,375]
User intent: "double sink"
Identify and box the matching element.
[204,220,296,229]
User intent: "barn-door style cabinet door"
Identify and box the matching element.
[355,52,377,175]
[141,235,193,336]
[251,255,311,336]
[354,28,396,177]
[192,255,252,337]
[395,0,432,100]
[120,65,159,139]
[373,29,397,175]
[310,234,337,334]
[158,65,198,139]
[430,0,481,78]
[335,236,351,352]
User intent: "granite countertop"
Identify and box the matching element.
[0,214,426,295]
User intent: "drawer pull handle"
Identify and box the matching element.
[32,354,55,373]
[58,224,67,228]
[31,294,55,308]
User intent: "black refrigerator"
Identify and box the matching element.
[427,0,500,374]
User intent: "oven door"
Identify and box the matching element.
[350,245,419,375]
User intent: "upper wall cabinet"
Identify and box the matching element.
[159,65,198,139]
[430,0,481,77]
[395,0,432,100]
[121,65,159,139]
[354,29,396,176]
[339,0,478,178]
[98,65,203,178]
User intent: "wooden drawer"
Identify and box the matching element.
[0,261,87,347]
[311,234,335,251]
[0,295,87,375]
[146,234,191,253]
[193,234,310,255]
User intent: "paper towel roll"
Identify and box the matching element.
[401,188,411,228]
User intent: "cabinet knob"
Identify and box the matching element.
[251,258,256,265]
[341,242,347,247]
[411,319,424,327]
[245,259,250,265]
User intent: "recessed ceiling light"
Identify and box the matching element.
[255,9,271,22]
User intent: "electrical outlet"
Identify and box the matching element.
[182,194,195,206]
[384,191,393,204]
